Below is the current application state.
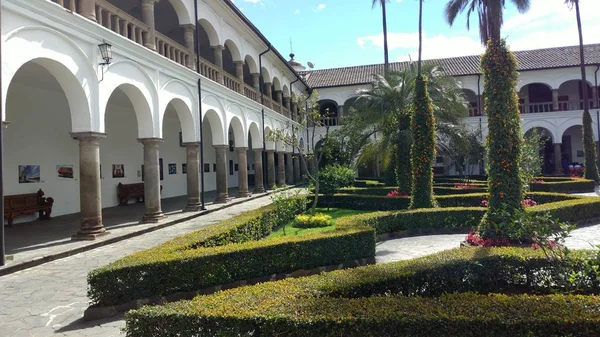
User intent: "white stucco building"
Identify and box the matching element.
[1,0,309,238]
[304,44,600,177]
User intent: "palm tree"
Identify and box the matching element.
[342,63,468,193]
[445,0,530,237]
[372,0,390,71]
[565,0,599,182]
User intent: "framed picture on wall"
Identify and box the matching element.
[213,163,217,172]
[204,164,210,173]
[168,163,177,175]
[56,165,74,179]
[182,163,187,174]
[18,165,40,183]
[112,164,125,178]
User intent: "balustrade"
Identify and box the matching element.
[155,33,191,68]
[49,0,292,117]
[95,0,149,46]
[519,102,553,114]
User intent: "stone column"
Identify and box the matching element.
[71,132,107,240]
[276,90,283,106]
[277,151,286,187]
[182,24,196,70]
[78,0,96,21]
[212,45,224,84]
[141,0,158,51]
[139,138,165,223]
[214,145,229,203]
[253,149,265,193]
[554,143,563,174]
[264,82,272,101]
[552,89,560,111]
[183,143,202,211]
[251,73,260,92]
[293,155,300,183]
[266,150,276,189]
[285,153,294,185]
[236,147,250,197]
[235,61,245,89]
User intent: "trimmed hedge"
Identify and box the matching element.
[315,192,578,211]
[342,186,488,196]
[87,201,375,307]
[125,248,600,337]
[332,194,599,234]
[530,178,595,193]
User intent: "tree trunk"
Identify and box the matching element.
[382,3,389,72]
[575,0,600,182]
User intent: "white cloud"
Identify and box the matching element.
[357,0,600,61]
[316,4,326,10]
[294,9,300,15]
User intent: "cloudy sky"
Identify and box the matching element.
[231,0,600,70]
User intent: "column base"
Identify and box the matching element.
[141,212,166,223]
[183,202,203,212]
[253,186,265,194]
[72,228,109,241]
[236,191,251,198]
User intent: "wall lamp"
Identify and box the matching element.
[98,42,113,82]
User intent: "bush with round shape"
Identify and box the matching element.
[295,213,332,228]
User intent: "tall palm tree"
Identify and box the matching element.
[565,0,599,182]
[372,0,390,71]
[445,0,530,238]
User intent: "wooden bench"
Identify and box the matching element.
[4,189,54,227]
[117,183,163,206]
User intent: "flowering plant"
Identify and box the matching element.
[480,199,488,207]
[387,190,408,197]
[465,230,510,247]
[521,198,538,208]
[531,179,544,183]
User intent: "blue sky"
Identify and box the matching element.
[231,0,600,70]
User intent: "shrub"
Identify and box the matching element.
[319,164,356,197]
[87,200,374,307]
[125,247,600,337]
[295,213,332,228]
[530,178,595,193]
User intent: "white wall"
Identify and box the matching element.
[5,82,80,223]
[159,108,187,199]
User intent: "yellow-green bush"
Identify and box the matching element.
[125,247,600,337]
[87,200,375,307]
[295,213,332,228]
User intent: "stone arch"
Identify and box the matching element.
[204,109,225,145]
[248,122,262,149]
[99,60,157,138]
[517,78,553,92]
[160,79,198,142]
[558,119,590,141]
[166,0,193,25]
[282,84,290,98]
[224,40,242,62]
[228,115,245,147]
[154,0,189,46]
[105,83,154,139]
[261,67,272,84]
[272,77,282,92]
[523,125,555,143]
[2,26,96,131]
[558,79,593,111]
[198,19,220,47]
[244,55,258,74]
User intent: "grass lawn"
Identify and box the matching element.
[268,208,373,239]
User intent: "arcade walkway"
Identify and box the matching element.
[1,187,255,272]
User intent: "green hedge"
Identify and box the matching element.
[315,192,578,211]
[530,178,595,193]
[342,186,488,196]
[125,248,600,337]
[87,201,375,307]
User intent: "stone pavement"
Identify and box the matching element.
[0,191,284,337]
[1,187,252,271]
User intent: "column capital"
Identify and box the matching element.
[182,141,201,147]
[182,23,195,31]
[234,60,245,65]
[2,121,9,128]
[253,149,263,154]
[138,137,164,145]
[214,144,229,149]
[141,0,159,5]
[266,149,275,153]
[251,72,260,77]
[71,132,107,141]
[211,45,225,51]
[235,146,248,152]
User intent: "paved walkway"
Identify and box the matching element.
[0,191,285,336]
[2,188,247,268]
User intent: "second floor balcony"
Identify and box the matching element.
[50,0,299,120]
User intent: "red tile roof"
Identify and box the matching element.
[302,44,600,88]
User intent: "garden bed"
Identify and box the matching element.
[87,201,375,308]
[125,247,600,337]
